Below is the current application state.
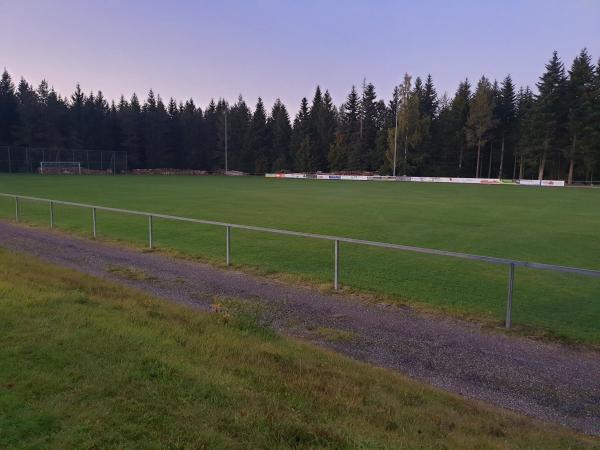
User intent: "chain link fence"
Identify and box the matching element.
[0,147,128,174]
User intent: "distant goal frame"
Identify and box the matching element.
[40,161,82,175]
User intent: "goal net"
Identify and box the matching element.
[40,161,82,175]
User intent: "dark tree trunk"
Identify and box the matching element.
[475,140,481,178]
[498,134,505,180]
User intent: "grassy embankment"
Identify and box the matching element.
[0,248,597,449]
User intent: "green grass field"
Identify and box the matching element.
[1,174,599,343]
[0,248,596,449]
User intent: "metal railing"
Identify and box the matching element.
[3,192,600,329]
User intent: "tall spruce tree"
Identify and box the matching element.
[317,90,337,171]
[245,98,269,173]
[227,95,251,171]
[203,100,218,170]
[515,87,536,179]
[359,82,380,170]
[340,86,362,171]
[15,78,41,148]
[214,99,229,171]
[166,98,182,167]
[432,93,455,175]
[0,70,19,146]
[466,76,496,177]
[118,93,145,168]
[533,51,568,180]
[449,80,471,173]
[395,74,425,175]
[291,97,312,171]
[497,75,516,179]
[268,99,292,171]
[565,49,596,183]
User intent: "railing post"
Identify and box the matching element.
[505,263,515,329]
[49,201,54,228]
[148,215,153,249]
[92,207,97,238]
[334,239,339,290]
[226,225,231,265]
[14,196,19,222]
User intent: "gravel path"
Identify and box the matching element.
[1,220,599,436]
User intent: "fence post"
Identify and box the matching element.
[92,207,97,238]
[226,225,231,265]
[7,147,11,173]
[49,201,54,228]
[505,263,515,329]
[334,239,339,290]
[14,196,19,222]
[148,215,153,249]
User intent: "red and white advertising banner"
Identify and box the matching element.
[265,173,308,179]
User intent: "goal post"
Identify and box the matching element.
[40,161,82,175]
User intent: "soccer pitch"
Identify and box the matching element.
[1,174,599,343]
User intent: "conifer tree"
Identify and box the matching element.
[395,74,425,175]
[466,76,496,177]
[0,70,19,146]
[449,80,471,173]
[565,49,595,183]
[227,95,251,171]
[245,98,269,173]
[15,78,40,147]
[118,93,145,168]
[533,51,568,180]
[268,99,292,170]
[179,99,204,169]
[214,99,229,170]
[291,97,313,171]
[515,87,535,179]
[166,97,182,167]
[142,90,170,167]
[421,75,439,119]
[359,82,379,170]
[203,99,218,170]
[308,86,326,170]
[343,86,363,170]
[316,90,337,171]
[497,75,516,179]
[431,93,455,175]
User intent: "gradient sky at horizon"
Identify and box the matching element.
[2,0,599,112]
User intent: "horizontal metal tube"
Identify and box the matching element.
[1,192,600,278]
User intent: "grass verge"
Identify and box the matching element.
[0,248,597,449]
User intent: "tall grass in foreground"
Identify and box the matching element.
[0,248,597,449]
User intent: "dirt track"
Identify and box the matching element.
[1,220,599,436]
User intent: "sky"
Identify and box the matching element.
[1,0,599,112]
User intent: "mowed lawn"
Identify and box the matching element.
[0,248,597,449]
[1,174,599,343]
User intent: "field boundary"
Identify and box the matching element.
[265,173,567,186]
[2,191,599,329]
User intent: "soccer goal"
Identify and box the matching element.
[40,161,82,175]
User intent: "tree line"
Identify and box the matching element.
[1,49,599,182]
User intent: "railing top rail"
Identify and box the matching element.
[2,192,600,278]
